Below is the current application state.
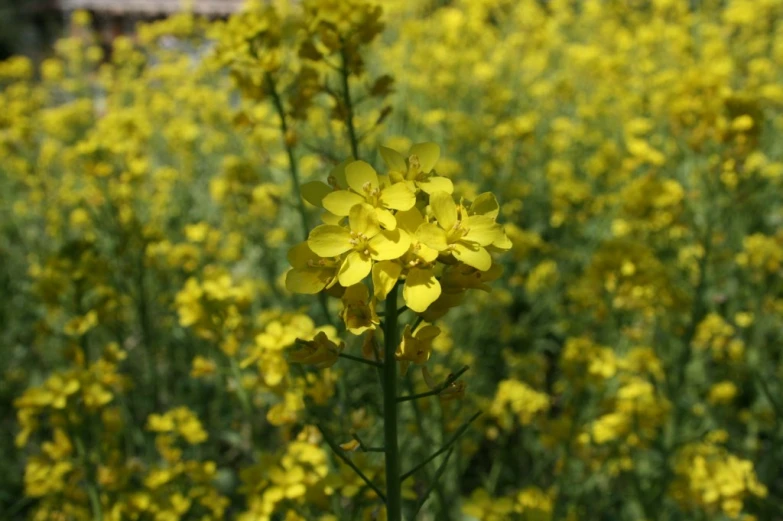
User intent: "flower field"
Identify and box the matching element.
[1,0,783,519]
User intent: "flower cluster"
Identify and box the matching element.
[288,142,510,319]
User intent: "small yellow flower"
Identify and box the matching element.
[340,283,380,335]
[379,141,454,194]
[285,241,340,294]
[321,160,416,230]
[191,355,217,378]
[290,331,345,368]
[307,203,411,287]
[396,323,440,374]
[421,191,504,271]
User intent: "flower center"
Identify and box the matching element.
[361,182,382,205]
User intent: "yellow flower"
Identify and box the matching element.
[63,310,99,336]
[36,374,81,409]
[285,241,340,294]
[374,207,443,312]
[289,331,344,368]
[421,191,503,271]
[340,283,380,335]
[379,141,454,194]
[321,160,416,230]
[396,323,440,374]
[191,355,217,378]
[307,203,411,287]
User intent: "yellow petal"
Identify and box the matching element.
[321,211,344,225]
[416,243,439,263]
[339,439,361,452]
[395,207,425,234]
[403,268,442,313]
[349,203,381,237]
[285,268,331,294]
[452,243,492,271]
[372,260,402,300]
[416,222,448,251]
[343,282,369,302]
[369,229,412,260]
[308,225,353,257]
[414,324,441,341]
[492,230,513,250]
[463,215,500,246]
[380,145,407,173]
[430,191,457,230]
[329,159,351,189]
[376,208,397,230]
[410,142,440,173]
[346,160,379,194]
[470,192,500,218]
[338,251,372,286]
[301,181,332,207]
[380,182,416,211]
[417,176,453,195]
[322,190,365,216]
[287,241,316,269]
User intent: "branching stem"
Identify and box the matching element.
[397,365,470,403]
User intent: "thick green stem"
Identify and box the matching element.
[383,284,402,521]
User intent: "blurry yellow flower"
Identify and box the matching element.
[289,332,344,369]
[191,355,217,378]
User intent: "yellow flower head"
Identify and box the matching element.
[290,331,345,369]
[289,141,509,321]
[396,323,440,374]
[340,283,380,335]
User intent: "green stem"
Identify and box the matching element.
[339,352,383,368]
[397,365,469,403]
[405,375,453,521]
[339,47,360,160]
[75,436,103,521]
[400,411,481,483]
[136,249,158,409]
[383,284,402,521]
[265,72,333,326]
[319,424,387,502]
[411,448,454,519]
[265,73,309,241]
[229,357,254,439]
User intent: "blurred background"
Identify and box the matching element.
[2,0,783,520]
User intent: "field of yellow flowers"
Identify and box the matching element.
[2,0,783,519]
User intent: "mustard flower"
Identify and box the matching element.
[289,332,345,368]
[285,241,340,294]
[321,160,416,230]
[340,283,380,335]
[396,323,440,375]
[379,142,454,194]
[307,203,411,287]
[421,191,505,271]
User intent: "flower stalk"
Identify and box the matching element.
[339,46,361,160]
[265,72,333,325]
[383,283,402,521]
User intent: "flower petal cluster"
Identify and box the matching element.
[287,141,511,319]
